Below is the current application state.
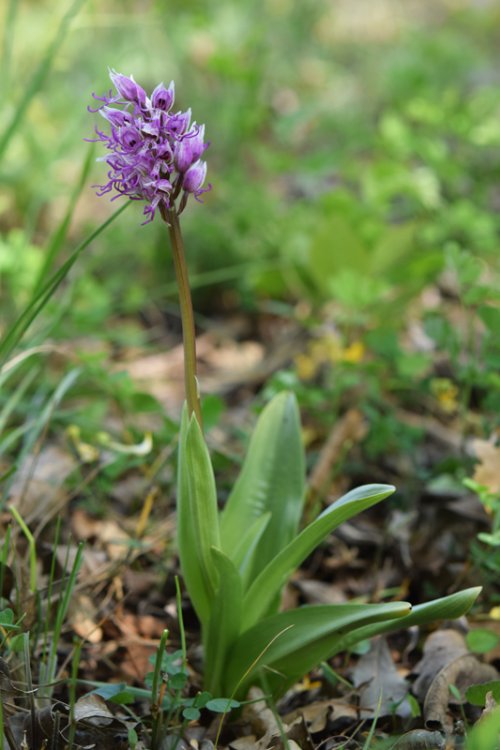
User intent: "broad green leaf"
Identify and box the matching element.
[333,587,481,656]
[205,698,241,712]
[308,213,368,295]
[466,680,500,707]
[231,512,271,591]
[371,222,416,274]
[204,548,243,695]
[177,407,221,628]
[242,484,395,627]
[223,601,410,697]
[220,392,305,582]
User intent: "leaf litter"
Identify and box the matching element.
[1,305,499,749]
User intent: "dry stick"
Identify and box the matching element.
[162,206,203,428]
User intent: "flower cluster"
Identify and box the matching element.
[89,70,210,223]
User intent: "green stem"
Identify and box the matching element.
[163,207,203,428]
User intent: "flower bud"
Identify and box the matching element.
[183,160,207,193]
[109,70,147,107]
[174,124,206,172]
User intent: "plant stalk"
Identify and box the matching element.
[163,207,203,428]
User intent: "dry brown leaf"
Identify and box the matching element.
[71,509,131,559]
[412,629,469,702]
[69,594,103,643]
[8,444,76,521]
[351,637,411,719]
[423,654,499,732]
[242,687,283,738]
[284,699,357,734]
[472,438,500,495]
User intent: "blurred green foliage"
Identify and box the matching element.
[0,0,499,509]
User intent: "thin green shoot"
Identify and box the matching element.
[40,516,62,682]
[175,576,187,668]
[22,632,37,743]
[38,542,84,700]
[361,691,383,750]
[213,625,294,748]
[0,524,11,566]
[259,671,290,750]
[150,628,169,749]
[321,660,354,689]
[67,638,83,749]
[9,507,36,593]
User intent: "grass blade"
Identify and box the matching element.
[0,202,129,367]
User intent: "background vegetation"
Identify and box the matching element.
[1,0,500,746]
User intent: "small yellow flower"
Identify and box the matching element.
[341,340,365,364]
[295,353,317,381]
[430,378,459,414]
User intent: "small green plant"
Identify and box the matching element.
[85,70,480,702]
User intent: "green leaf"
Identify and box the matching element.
[223,601,411,697]
[333,587,482,654]
[231,513,271,591]
[205,698,241,713]
[177,406,221,628]
[371,222,417,275]
[182,707,201,721]
[466,705,500,750]
[242,484,395,627]
[466,680,500,706]
[308,213,368,295]
[466,629,500,654]
[204,548,243,695]
[92,684,135,705]
[220,392,305,583]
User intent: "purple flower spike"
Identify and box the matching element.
[89,71,211,222]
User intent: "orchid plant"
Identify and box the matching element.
[89,70,480,700]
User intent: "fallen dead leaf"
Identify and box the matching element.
[69,594,103,643]
[8,444,76,521]
[472,438,500,495]
[351,637,411,719]
[71,509,131,559]
[412,629,469,702]
[424,654,498,732]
